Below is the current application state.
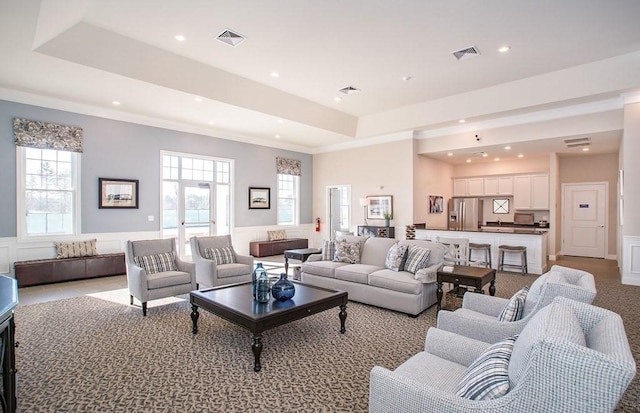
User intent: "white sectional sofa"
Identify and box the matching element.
[301,236,446,316]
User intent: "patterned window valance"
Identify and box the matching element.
[13,117,83,153]
[276,157,301,176]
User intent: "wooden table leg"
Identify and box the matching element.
[339,304,347,333]
[489,279,496,296]
[191,305,199,334]
[436,282,443,312]
[284,256,289,275]
[251,334,263,372]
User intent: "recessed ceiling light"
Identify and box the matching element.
[208,121,215,125]
[270,72,279,78]
[494,157,500,161]
[194,97,203,103]
[458,119,466,124]
[401,76,412,81]
[498,45,511,53]
[111,100,120,106]
[277,119,284,124]
[504,146,511,150]
[466,159,471,163]
[582,147,590,152]
[175,34,186,42]
[447,152,453,157]
[275,134,281,139]
[333,96,342,102]
[517,154,524,158]
[482,153,489,158]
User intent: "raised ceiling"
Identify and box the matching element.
[1,0,640,159]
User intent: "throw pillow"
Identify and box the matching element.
[321,240,336,261]
[385,243,408,272]
[133,252,178,274]
[267,230,287,241]
[404,245,431,274]
[204,247,236,265]
[498,287,529,322]
[333,240,361,264]
[456,335,518,400]
[55,239,98,259]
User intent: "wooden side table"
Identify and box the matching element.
[436,266,496,312]
[283,248,322,277]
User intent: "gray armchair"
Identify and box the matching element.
[125,238,196,316]
[370,297,636,413]
[190,235,253,288]
[436,265,596,343]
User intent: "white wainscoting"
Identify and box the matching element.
[622,235,640,286]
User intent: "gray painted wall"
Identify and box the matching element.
[0,100,313,237]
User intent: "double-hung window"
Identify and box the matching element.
[276,157,301,226]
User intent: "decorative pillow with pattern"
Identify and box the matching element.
[267,230,287,241]
[56,239,98,259]
[498,287,529,322]
[404,245,431,274]
[204,247,236,265]
[321,240,336,261]
[385,243,408,271]
[456,335,518,400]
[333,240,361,264]
[133,252,178,274]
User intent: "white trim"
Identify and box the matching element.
[313,131,413,154]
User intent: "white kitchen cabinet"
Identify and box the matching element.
[453,178,468,196]
[467,178,484,196]
[484,176,513,195]
[513,174,549,209]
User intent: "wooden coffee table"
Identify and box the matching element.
[436,266,496,312]
[190,282,347,372]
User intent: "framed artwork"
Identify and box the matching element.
[366,195,393,220]
[99,178,139,209]
[493,199,509,214]
[249,187,270,209]
[428,195,443,213]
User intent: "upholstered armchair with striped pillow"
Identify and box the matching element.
[370,297,635,413]
[190,235,253,288]
[125,238,196,316]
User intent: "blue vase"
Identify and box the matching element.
[252,263,266,300]
[271,273,295,301]
[256,270,271,303]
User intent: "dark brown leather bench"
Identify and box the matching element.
[249,238,308,258]
[13,253,126,287]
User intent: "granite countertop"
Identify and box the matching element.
[417,227,547,235]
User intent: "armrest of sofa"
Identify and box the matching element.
[461,293,508,316]
[414,262,441,283]
[423,327,491,366]
[436,309,525,344]
[307,255,323,262]
[235,253,254,266]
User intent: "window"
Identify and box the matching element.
[277,173,299,225]
[17,147,80,238]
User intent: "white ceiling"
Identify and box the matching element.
[1,0,640,161]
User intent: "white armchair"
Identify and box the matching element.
[436,265,597,343]
[370,297,635,413]
[125,238,196,316]
[190,235,253,288]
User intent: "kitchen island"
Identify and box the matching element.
[415,228,548,275]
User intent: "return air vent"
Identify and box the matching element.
[452,45,481,60]
[470,151,489,158]
[564,137,591,148]
[216,29,246,47]
[338,86,361,95]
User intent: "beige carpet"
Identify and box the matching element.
[13,258,639,412]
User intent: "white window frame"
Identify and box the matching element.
[277,173,300,226]
[16,146,81,241]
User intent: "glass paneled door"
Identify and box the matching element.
[183,183,213,257]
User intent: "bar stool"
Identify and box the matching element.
[498,245,528,274]
[468,243,492,268]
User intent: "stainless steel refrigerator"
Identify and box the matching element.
[447,198,483,231]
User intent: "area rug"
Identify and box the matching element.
[13,264,640,412]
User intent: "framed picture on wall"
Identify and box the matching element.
[428,195,443,213]
[249,187,270,209]
[366,195,392,219]
[99,178,139,209]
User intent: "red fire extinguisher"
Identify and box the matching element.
[315,217,321,232]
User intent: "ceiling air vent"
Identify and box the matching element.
[338,86,361,95]
[216,29,246,47]
[452,45,481,61]
[564,137,591,148]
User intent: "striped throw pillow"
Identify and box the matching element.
[498,287,529,322]
[404,245,431,274]
[321,240,336,261]
[456,335,518,400]
[204,247,236,265]
[133,252,178,274]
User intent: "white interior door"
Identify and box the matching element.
[562,183,606,258]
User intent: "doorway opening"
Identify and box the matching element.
[327,185,350,239]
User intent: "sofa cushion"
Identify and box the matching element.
[56,239,98,259]
[385,243,408,271]
[360,237,399,267]
[334,240,361,264]
[217,263,253,279]
[204,247,236,265]
[395,351,468,394]
[456,335,518,400]
[321,239,336,261]
[404,245,432,274]
[368,269,423,295]
[134,252,178,274]
[301,260,348,278]
[267,230,287,241]
[335,264,381,284]
[146,270,191,289]
[196,235,232,252]
[498,287,529,322]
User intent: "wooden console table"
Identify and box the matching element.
[357,226,395,238]
[249,238,308,258]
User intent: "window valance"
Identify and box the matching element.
[13,117,83,153]
[276,157,301,176]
